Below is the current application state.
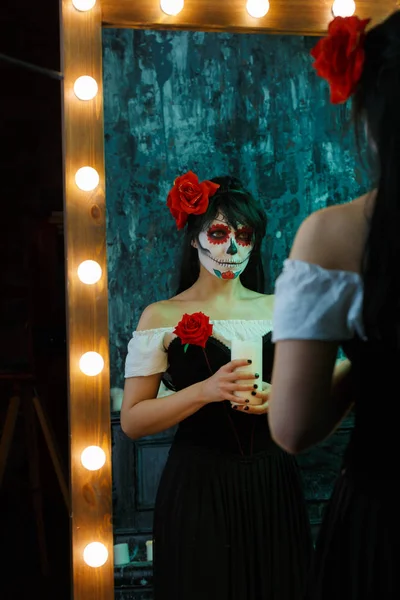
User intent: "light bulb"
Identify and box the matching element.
[77,260,102,284]
[160,0,184,16]
[83,542,108,567]
[72,0,96,10]
[75,166,99,192]
[246,0,270,18]
[81,446,106,471]
[73,76,98,101]
[332,0,356,17]
[79,352,104,376]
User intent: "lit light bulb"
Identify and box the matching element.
[83,542,108,567]
[246,0,270,18]
[73,76,98,101]
[79,352,104,376]
[77,260,102,285]
[332,0,356,17]
[81,446,106,471]
[160,0,184,16]
[72,0,96,10]
[75,166,99,192]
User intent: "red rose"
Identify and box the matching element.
[173,312,213,349]
[310,16,371,104]
[221,271,235,280]
[167,171,220,230]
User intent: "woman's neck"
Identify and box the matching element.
[188,266,247,302]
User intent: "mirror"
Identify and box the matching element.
[103,27,370,598]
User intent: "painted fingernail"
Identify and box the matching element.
[247,359,252,364]
[255,373,260,378]
[245,399,249,403]
[253,384,258,389]
[251,391,257,396]
[233,405,238,410]
[244,406,249,411]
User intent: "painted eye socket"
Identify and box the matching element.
[210,229,229,239]
[236,227,254,246]
[207,224,230,244]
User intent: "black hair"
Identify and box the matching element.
[352,10,400,343]
[175,175,267,294]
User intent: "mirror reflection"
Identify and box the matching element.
[103,28,369,599]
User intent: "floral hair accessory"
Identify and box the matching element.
[167,170,220,230]
[310,15,371,104]
[173,312,213,352]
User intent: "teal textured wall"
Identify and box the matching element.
[103,29,370,390]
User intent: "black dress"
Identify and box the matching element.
[153,331,313,600]
[306,338,400,600]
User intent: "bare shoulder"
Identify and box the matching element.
[290,192,373,271]
[244,289,274,318]
[136,300,178,331]
[260,293,274,320]
[259,293,274,312]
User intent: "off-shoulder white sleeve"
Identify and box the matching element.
[124,328,170,378]
[272,259,366,342]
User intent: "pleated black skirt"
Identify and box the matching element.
[153,442,313,600]
[306,469,399,600]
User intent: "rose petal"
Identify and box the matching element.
[310,16,371,105]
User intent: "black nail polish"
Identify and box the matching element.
[253,384,258,389]
[247,359,252,364]
[251,391,257,396]
[244,406,249,411]
[245,399,249,403]
[255,373,260,378]
[233,405,238,410]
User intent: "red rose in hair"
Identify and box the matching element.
[167,171,220,230]
[174,312,213,351]
[310,16,371,104]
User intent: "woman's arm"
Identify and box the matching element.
[121,303,254,439]
[269,343,354,454]
[269,207,358,454]
[121,375,208,440]
[121,302,208,439]
[122,363,255,440]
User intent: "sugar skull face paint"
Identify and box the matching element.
[196,215,254,280]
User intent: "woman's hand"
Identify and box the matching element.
[231,382,271,415]
[200,359,260,405]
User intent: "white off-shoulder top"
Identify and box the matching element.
[272,259,366,342]
[124,319,273,378]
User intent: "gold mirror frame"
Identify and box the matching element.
[60,1,398,598]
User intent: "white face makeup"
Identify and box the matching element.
[196,214,254,280]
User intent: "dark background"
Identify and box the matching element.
[0,0,70,598]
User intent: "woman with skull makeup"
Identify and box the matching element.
[269,12,400,599]
[121,173,313,600]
